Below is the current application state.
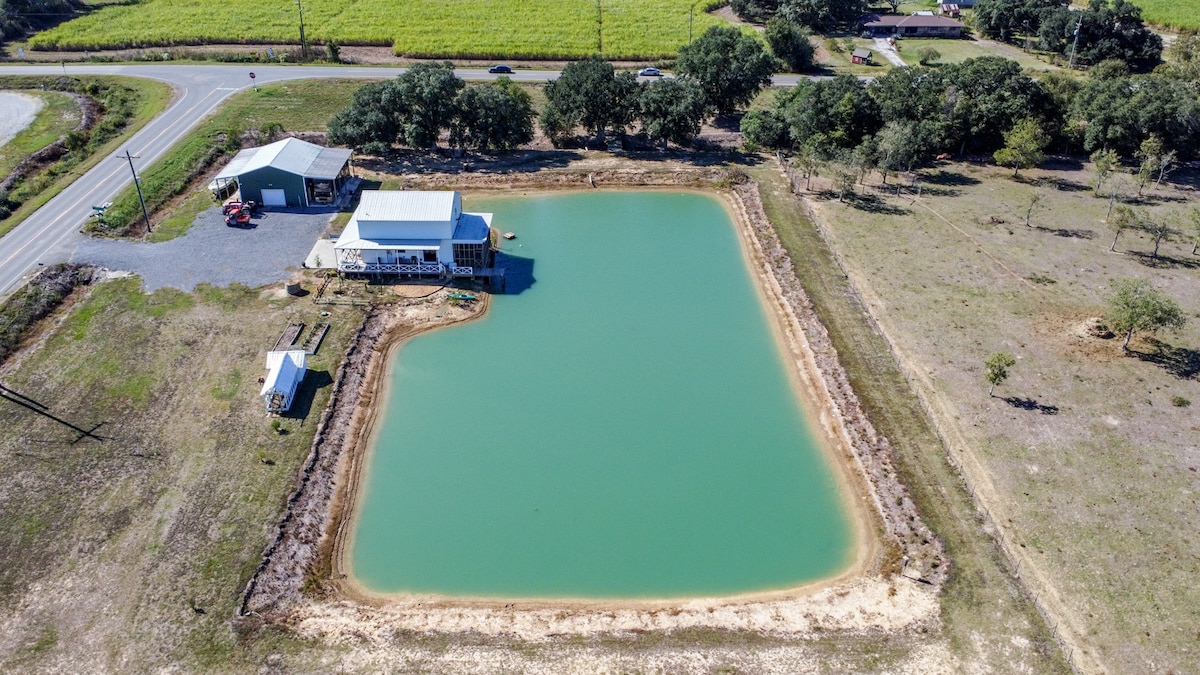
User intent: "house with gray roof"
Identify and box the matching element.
[861,13,963,38]
[213,137,352,208]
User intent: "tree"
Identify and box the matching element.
[1024,190,1041,227]
[993,117,1049,176]
[1105,278,1187,350]
[639,78,707,149]
[765,18,814,73]
[1038,0,1162,72]
[778,75,881,152]
[542,56,639,146]
[676,26,778,116]
[1090,148,1119,196]
[917,47,941,66]
[450,78,534,151]
[984,352,1017,397]
[740,108,790,149]
[1136,216,1179,259]
[944,57,1055,154]
[778,0,869,31]
[875,121,925,184]
[1190,209,1200,255]
[392,61,464,148]
[1109,204,1137,251]
[327,81,402,151]
[974,0,1067,42]
[1134,135,1176,193]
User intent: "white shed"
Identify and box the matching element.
[260,349,307,413]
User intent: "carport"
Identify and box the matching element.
[214,137,352,208]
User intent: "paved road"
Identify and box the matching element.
[0,64,812,298]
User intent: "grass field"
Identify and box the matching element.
[0,276,364,671]
[1130,0,1200,29]
[29,0,728,59]
[0,92,80,181]
[802,162,1200,673]
[895,37,1061,71]
[0,76,173,239]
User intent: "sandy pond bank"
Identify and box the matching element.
[237,167,946,661]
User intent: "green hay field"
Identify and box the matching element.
[1134,0,1200,29]
[29,0,727,59]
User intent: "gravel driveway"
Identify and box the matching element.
[74,207,334,292]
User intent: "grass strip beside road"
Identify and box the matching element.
[98,79,373,238]
[749,165,1068,671]
[0,76,172,239]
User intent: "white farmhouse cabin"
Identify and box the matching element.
[333,191,493,277]
[261,350,306,413]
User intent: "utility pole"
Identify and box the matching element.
[121,149,152,234]
[297,0,309,61]
[1068,15,1083,69]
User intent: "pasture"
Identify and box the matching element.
[29,0,727,59]
[802,161,1200,673]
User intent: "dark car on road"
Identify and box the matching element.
[637,67,662,77]
[488,64,513,74]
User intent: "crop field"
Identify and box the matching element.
[29,0,727,59]
[1130,0,1200,29]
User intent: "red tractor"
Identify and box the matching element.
[222,198,256,227]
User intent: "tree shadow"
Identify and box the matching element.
[847,193,910,215]
[1136,339,1200,380]
[1128,251,1200,270]
[1032,224,1096,239]
[281,369,334,421]
[492,250,536,295]
[1049,178,1090,192]
[1002,396,1060,415]
[917,184,961,197]
[1127,192,1188,205]
[921,169,981,187]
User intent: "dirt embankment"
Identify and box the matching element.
[238,167,944,645]
[239,291,489,618]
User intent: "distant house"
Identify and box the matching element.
[333,191,493,277]
[852,48,874,64]
[938,3,961,17]
[213,137,352,208]
[261,350,306,413]
[861,14,963,38]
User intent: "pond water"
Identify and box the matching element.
[349,191,854,598]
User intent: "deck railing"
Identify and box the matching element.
[337,261,444,275]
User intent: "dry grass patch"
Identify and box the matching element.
[0,274,363,671]
[801,160,1200,674]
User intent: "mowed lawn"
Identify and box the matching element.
[30,0,727,59]
[805,163,1200,674]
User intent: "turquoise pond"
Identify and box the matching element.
[349,191,854,598]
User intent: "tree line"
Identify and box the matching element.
[328,27,778,153]
[742,56,1200,180]
[975,0,1162,71]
